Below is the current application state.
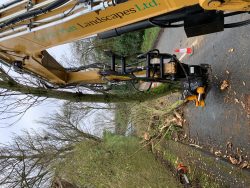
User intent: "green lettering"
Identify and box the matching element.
[135,4,141,11]
[149,0,158,7]
[143,3,149,9]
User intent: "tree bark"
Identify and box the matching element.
[0,80,180,103]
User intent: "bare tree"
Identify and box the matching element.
[69,38,113,66]
[38,102,103,143]
[0,131,72,188]
[0,102,104,188]
[0,66,49,126]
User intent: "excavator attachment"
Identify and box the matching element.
[101,50,211,107]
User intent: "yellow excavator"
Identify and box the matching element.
[0,0,249,106]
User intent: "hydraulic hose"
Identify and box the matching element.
[224,11,250,28]
[98,5,203,39]
[98,8,249,39]
[224,19,250,28]
[0,0,23,10]
[0,0,70,29]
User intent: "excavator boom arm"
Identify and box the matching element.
[0,0,249,85]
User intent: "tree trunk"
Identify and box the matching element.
[0,80,180,103]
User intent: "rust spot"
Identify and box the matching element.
[246,94,250,115]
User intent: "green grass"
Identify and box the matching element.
[113,83,181,136]
[55,133,180,188]
[114,103,131,135]
[129,92,183,137]
[141,27,161,52]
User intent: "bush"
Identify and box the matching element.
[111,31,144,56]
[93,31,144,64]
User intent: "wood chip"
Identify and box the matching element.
[236,147,242,155]
[239,161,248,169]
[220,80,229,90]
[234,98,239,103]
[226,70,230,74]
[190,144,202,149]
[229,156,238,165]
[176,120,183,127]
[174,111,182,120]
[143,132,150,141]
[243,81,246,86]
[215,150,222,156]
[226,142,233,150]
[237,155,243,165]
[241,101,246,109]
[159,124,168,132]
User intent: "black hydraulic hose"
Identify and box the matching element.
[224,19,250,28]
[223,11,250,28]
[98,8,249,39]
[98,5,203,39]
[223,11,247,17]
[0,0,70,29]
[0,0,22,10]
[149,19,184,28]
[172,55,191,92]
[45,0,70,11]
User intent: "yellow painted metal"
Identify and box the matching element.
[0,0,197,85]
[0,0,198,54]
[199,0,250,11]
[186,95,205,107]
[62,69,150,84]
[208,0,222,8]
[186,87,206,107]
[24,57,66,84]
[105,75,132,81]
[197,86,205,94]
[0,0,249,85]
[67,71,105,84]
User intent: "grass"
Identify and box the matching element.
[55,133,180,187]
[129,92,183,137]
[114,103,131,135]
[113,83,181,136]
[141,27,161,52]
